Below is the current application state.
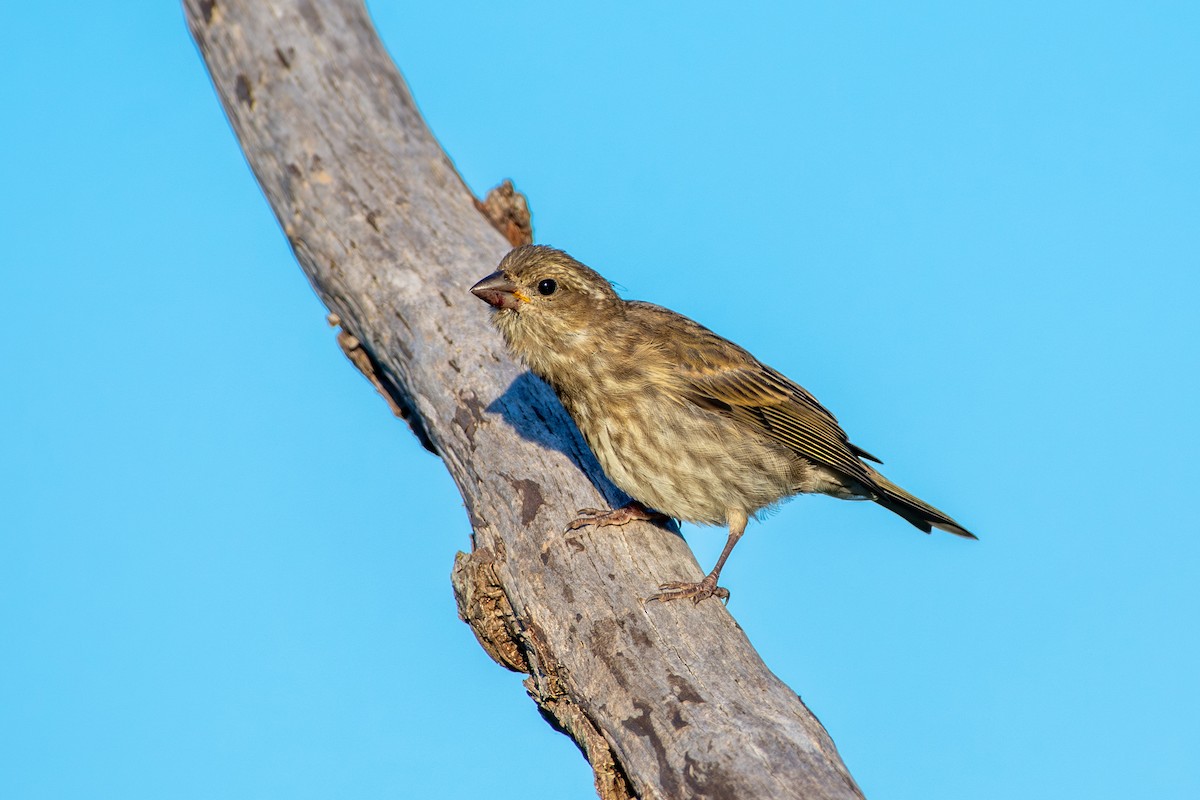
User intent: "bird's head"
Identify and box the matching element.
[471,245,620,343]
[471,244,624,373]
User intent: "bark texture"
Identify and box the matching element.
[184,2,864,798]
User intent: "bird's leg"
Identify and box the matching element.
[649,509,747,605]
[565,500,670,532]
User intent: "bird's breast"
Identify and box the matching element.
[556,380,800,526]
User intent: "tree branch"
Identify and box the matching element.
[184,2,863,797]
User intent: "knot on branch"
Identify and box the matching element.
[452,548,528,672]
[474,179,533,248]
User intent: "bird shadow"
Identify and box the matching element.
[486,372,682,536]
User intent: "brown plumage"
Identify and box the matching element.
[471,244,975,603]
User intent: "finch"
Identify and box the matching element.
[471,245,975,603]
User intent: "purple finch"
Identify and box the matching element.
[472,245,974,603]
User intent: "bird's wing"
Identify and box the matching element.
[627,302,880,485]
[685,364,879,487]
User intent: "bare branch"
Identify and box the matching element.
[183,1,863,797]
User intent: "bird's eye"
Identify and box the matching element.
[537,278,558,296]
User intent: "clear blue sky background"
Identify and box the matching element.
[3,2,1197,798]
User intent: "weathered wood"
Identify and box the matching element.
[183,2,864,797]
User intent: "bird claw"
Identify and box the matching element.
[566,508,605,529]
[647,578,730,605]
[564,502,669,532]
[564,509,605,532]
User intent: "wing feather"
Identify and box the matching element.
[623,302,881,487]
[687,367,878,487]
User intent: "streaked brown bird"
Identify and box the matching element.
[471,245,975,603]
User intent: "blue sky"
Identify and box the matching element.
[3,2,1197,798]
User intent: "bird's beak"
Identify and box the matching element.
[471,271,525,310]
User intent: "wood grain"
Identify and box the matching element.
[183,2,864,797]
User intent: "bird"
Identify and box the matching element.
[471,244,975,603]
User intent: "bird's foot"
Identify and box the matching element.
[565,501,669,532]
[648,575,730,605]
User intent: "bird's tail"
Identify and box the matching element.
[871,473,976,539]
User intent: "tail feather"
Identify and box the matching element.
[871,474,976,539]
